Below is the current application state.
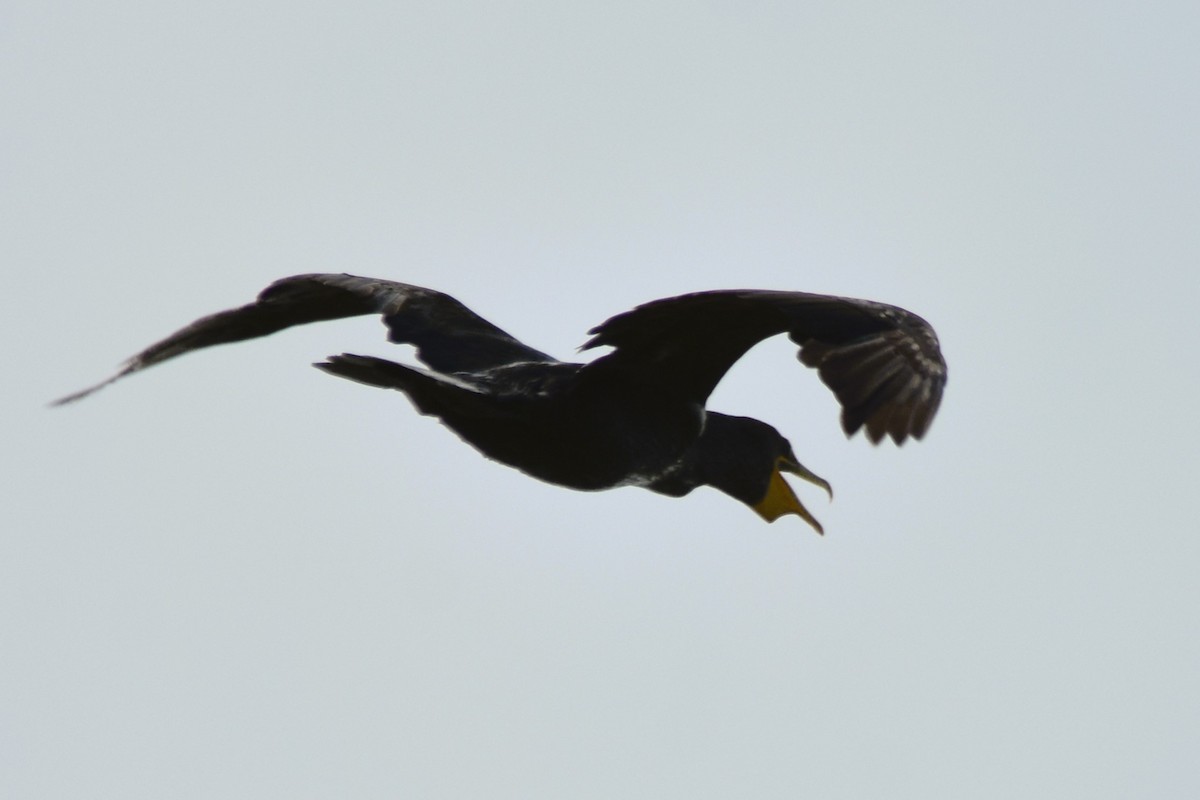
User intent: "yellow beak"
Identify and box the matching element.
[752,456,833,534]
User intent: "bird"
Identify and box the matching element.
[52,273,947,533]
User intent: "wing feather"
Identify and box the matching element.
[583,289,947,444]
[52,273,552,404]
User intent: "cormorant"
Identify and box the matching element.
[53,274,947,532]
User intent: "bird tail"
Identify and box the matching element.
[314,353,486,417]
[314,353,423,391]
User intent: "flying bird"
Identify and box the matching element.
[53,274,947,532]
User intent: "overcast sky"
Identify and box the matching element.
[4,1,1198,798]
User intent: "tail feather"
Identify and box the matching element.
[314,353,424,391]
[314,353,485,417]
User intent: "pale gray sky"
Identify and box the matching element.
[4,1,1198,797]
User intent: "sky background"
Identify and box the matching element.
[4,1,1199,797]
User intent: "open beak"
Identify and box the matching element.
[752,456,833,534]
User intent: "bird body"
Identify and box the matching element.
[318,352,708,493]
[55,274,947,532]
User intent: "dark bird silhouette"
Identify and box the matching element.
[53,274,947,532]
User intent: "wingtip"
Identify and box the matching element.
[48,382,106,407]
[48,360,141,408]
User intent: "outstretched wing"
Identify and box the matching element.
[581,290,947,444]
[53,273,553,405]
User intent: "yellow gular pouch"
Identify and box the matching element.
[752,456,833,534]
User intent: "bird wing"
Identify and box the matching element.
[581,290,947,444]
[52,273,553,405]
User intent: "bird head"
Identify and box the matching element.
[651,413,832,533]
